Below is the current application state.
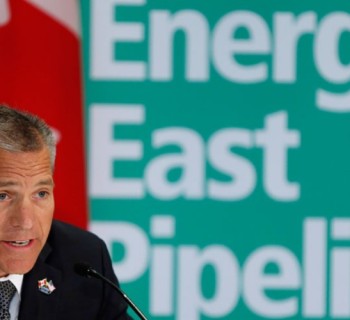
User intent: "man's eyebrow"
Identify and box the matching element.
[0,179,55,188]
[36,178,55,187]
[0,181,18,188]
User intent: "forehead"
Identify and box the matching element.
[0,148,53,181]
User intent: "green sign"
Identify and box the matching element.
[81,0,350,319]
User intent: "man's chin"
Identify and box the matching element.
[0,259,37,276]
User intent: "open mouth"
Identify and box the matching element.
[5,240,31,247]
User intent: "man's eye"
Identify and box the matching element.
[37,191,48,199]
[0,193,8,201]
[37,191,48,198]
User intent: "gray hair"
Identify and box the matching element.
[0,104,56,168]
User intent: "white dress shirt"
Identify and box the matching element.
[0,274,24,320]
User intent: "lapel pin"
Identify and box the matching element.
[38,278,56,295]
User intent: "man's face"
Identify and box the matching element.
[0,148,54,276]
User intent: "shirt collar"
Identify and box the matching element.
[0,274,24,295]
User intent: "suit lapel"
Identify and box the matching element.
[18,243,63,320]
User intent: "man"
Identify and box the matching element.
[0,105,132,319]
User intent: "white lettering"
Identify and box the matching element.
[208,128,256,200]
[255,112,300,201]
[89,104,144,198]
[243,246,301,317]
[302,218,327,316]
[178,246,239,320]
[91,0,146,80]
[213,11,270,82]
[274,12,316,82]
[145,128,205,199]
[90,221,149,282]
[150,10,209,81]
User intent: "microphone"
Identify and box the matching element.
[74,262,148,320]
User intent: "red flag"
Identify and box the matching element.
[0,1,87,228]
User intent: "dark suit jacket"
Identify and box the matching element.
[18,220,133,319]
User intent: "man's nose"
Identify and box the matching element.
[10,198,34,229]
